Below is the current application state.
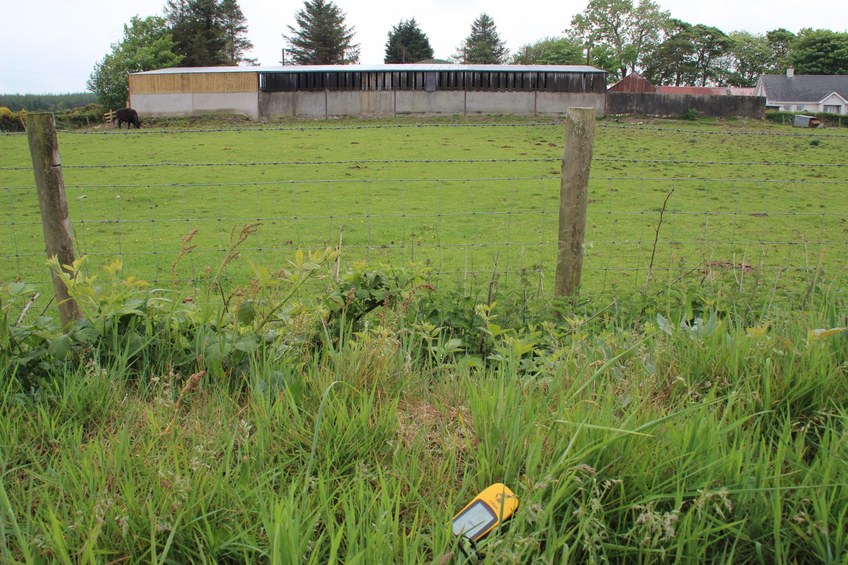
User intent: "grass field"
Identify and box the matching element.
[1,281,847,562]
[2,116,848,563]
[2,116,847,296]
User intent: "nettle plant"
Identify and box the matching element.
[1,245,340,385]
[1,281,67,383]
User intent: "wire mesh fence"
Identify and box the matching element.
[2,120,847,294]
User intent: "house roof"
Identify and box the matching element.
[758,74,848,102]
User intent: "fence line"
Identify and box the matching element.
[3,175,845,191]
[4,121,846,140]
[3,119,846,138]
[2,120,847,297]
[4,157,848,172]
[3,174,846,289]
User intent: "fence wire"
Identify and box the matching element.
[2,122,846,294]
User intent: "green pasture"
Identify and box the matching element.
[2,116,848,563]
[1,116,846,295]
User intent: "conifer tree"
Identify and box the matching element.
[384,19,434,63]
[221,0,255,65]
[285,0,360,65]
[164,0,254,66]
[455,13,508,64]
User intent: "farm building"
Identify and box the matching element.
[606,72,764,118]
[128,64,608,120]
[608,72,756,96]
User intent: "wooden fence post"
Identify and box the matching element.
[25,113,82,326]
[555,108,596,299]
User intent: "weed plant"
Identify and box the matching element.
[1,242,847,562]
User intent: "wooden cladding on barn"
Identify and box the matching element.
[130,72,258,94]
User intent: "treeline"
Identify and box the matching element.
[569,0,848,86]
[0,93,97,112]
[87,0,848,111]
[88,0,253,112]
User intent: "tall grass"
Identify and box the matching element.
[1,276,846,562]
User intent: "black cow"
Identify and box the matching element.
[115,108,141,129]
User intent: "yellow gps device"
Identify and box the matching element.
[452,483,519,542]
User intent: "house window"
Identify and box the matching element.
[783,105,792,111]
[795,105,805,111]
[823,105,841,114]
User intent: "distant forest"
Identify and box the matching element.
[0,93,98,112]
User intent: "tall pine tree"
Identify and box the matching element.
[455,13,508,64]
[384,19,434,63]
[221,0,255,65]
[285,0,359,65]
[164,0,253,66]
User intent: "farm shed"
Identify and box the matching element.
[129,64,608,120]
[606,72,763,118]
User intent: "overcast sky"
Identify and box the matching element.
[1,0,846,94]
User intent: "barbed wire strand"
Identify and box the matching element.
[3,144,846,293]
[4,156,848,171]
[2,118,843,139]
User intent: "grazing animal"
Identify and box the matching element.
[115,108,141,129]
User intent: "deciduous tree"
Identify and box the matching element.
[88,16,183,110]
[455,13,508,64]
[384,19,433,63]
[569,0,669,80]
[510,37,583,65]
[791,29,848,75]
[642,19,696,86]
[689,24,732,86]
[285,0,360,65]
[723,31,772,87]
[766,28,795,72]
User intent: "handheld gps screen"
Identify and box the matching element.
[452,483,519,542]
[452,500,497,540]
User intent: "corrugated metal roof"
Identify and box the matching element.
[608,72,657,93]
[134,64,607,76]
[657,86,757,96]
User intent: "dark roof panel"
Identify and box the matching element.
[760,74,848,102]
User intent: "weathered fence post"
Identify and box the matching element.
[25,113,82,326]
[555,108,596,299]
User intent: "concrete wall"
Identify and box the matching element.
[396,91,466,115]
[465,92,536,115]
[259,92,325,118]
[537,92,606,115]
[258,91,606,119]
[134,90,768,121]
[606,93,765,119]
[327,92,395,117]
[132,92,260,119]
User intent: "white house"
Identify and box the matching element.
[756,68,848,114]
